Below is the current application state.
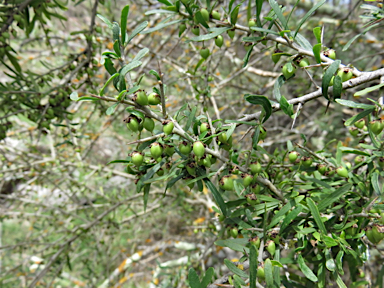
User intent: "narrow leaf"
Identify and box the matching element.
[313,26,322,43]
[201,267,214,287]
[97,14,113,29]
[293,0,326,39]
[273,75,285,101]
[312,43,322,63]
[317,184,352,212]
[188,268,201,288]
[133,48,149,62]
[269,0,287,28]
[186,27,230,42]
[322,60,341,100]
[306,197,327,234]
[333,75,342,100]
[249,245,257,288]
[142,19,185,34]
[372,170,381,195]
[244,95,272,123]
[121,5,129,45]
[224,259,248,278]
[106,103,119,115]
[298,254,318,282]
[265,258,274,287]
[100,73,119,96]
[280,205,303,233]
[143,184,150,211]
[354,83,384,97]
[230,5,240,25]
[344,108,374,127]
[250,26,279,35]
[335,99,375,109]
[204,177,227,217]
[128,21,148,44]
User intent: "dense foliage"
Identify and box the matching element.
[1,0,384,287]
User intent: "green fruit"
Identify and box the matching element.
[227,29,235,39]
[131,152,144,167]
[337,68,353,82]
[156,168,164,176]
[179,23,187,37]
[2,32,10,39]
[200,8,209,22]
[126,116,140,132]
[298,58,310,67]
[200,48,210,59]
[95,26,102,33]
[150,142,163,159]
[201,155,212,168]
[354,156,364,165]
[249,161,262,175]
[249,236,260,249]
[200,122,209,133]
[179,141,191,155]
[230,227,238,238]
[288,151,299,164]
[246,193,258,205]
[220,175,234,191]
[242,173,253,187]
[248,18,256,27]
[148,92,161,105]
[349,127,359,137]
[271,49,282,64]
[317,164,327,175]
[354,119,365,129]
[193,141,205,158]
[215,35,224,48]
[370,120,384,135]
[251,183,261,194]
[211,10,221,20]
[186,162,196,175]
[218,132,227,143]
[257,263,265,280]
[164,144,175,157]
[191,25,200,36]
[134,90,148,106]
[259,126,267,140]
[336,166,348,177]
[346,223,358,236]
[266,239,276,256]
[301,156,313,167]
[323,49,336,60]
[162,120,174,135]
[282,63,296,80]
[378,157,384,169]
[143,117,155,132]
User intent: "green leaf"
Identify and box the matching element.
[127,21,148,44]
[120,5,129,45]
[5,52,21,74]
[280,95,294,117]
[104,58,117,75]
[106,103,119,115]
[325,249,336,272]
[249,245,257,288]
[137,159,166,192]
[99,73,119,96]
[344,108,375,126]
[149,69,161,80]
[338,147,370,156]
[256,0,263,27]
[188,267,201,288]
[97,14,113,29]
[165,173,184,193]
[215,238,249,253]
[317,184,352,212]
[293,0,326,39]
[201,267,214,288]
[113,40,121,57]
[142,19,185,34]
[336,250,344,274]
[145,9,177,15]
[354,82,384,97]
[77,96,99,102]
[267,199,295,229]
[250,26,279,35]
[318,262,326,288]
[313,26,322,43]
[342,23,381,51]
[335,272,347,288]
[186,27,231,42]
[280,205,303,233]
[184,106,197,131]
[333,75,342,99]
[322,60,341,100]
[322,235,338,247]
[204,177,227,217]
[295,33,313,51]
[102,51,119,59]
[372,170,381,195]
[269,0,287,29]
[120,61,142,79]
[271,260,283,267]
[133,48,149,62]
[298,254,318,282]
[244,95,272,123]
[264,258,274,287]
[306,197,327,234]
[335,99,375,109]
[112,22,120,46]
[312,43,322,64]
[230,4,240,25]
[125,108,145,120]
[224,259,248,278]
[273,75,285,102]
[243,44,255,67]
[107,159,131,164]
[158,0,173,6]
[194,10,209,28]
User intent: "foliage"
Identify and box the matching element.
[1,0,384,287]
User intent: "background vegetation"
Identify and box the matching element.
[1,0,384,287]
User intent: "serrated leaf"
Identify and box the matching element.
[306,197,327,234]
[106,103,119,115]
[312,43,322,63]
[120,5,129,45]
[322,60,341,100]
[128,21,148,44]
[188,267,201,288]
[244,95,272,123]
[97,14,113,29]
[293,0,326,39]
[224,259,248,278]
[298,254,318,282]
